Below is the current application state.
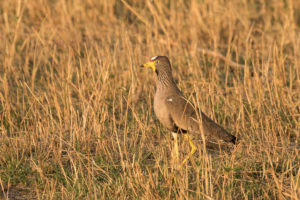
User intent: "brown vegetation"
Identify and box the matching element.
[0,0,299,199]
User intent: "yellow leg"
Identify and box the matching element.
[181,134,197,165]
[172,132,179,162]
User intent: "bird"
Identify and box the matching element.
[140,56,237,165]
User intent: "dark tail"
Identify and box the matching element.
[230,135,238,144]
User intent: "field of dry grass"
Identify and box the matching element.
[0,0,299,199]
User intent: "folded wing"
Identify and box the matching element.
[165,95,237,144]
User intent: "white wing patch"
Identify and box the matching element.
[167,98,173,102]
[150,56,158,61]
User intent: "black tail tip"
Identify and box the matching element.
[231,136,239,145]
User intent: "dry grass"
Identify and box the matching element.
[0,0,299,199]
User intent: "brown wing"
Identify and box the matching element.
[165,95,200,132]
[165,95,237,144]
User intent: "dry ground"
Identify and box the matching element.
[0,0,299,199]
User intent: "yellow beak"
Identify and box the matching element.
[141,61,156,72]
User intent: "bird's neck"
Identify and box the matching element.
[156,72,180,92]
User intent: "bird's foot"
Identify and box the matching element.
[181,134,197,166]
[171,132,180,169]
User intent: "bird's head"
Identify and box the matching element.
[140,56,172,76]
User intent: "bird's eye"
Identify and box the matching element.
[155,60,160,64]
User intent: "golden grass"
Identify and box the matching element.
[0,0,299,199]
